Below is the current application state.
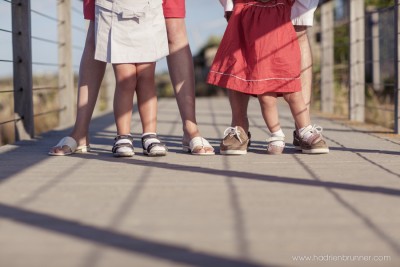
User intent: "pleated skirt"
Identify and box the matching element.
[95,0,169,63]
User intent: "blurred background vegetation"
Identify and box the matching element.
[311,0,396,129]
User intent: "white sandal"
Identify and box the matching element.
[266,135,285,155]
[48,136,90,156]
[112,135,135,157]
[182,136,215,156]
[142,134,167,157]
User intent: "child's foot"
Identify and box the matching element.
[182,136,215,155]
[142,133,167,157]
[220,126,250,155]
[112,135,134,157]
[49,136,90,156]
[298,125,329,154]
[266,130,285,155]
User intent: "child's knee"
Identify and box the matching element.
[283,92,301,103]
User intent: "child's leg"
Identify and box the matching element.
[135,63,167,156]
[136,63,157,134]
[219,90,251,156]
[258,93,285,154]
[258,93,280,133]
[111,63,137,157]
[228,90,250,133]
[282,91,310,130]
[283,91,329,154]
[113,64,137,135]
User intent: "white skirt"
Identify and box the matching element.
[94,0,169,63]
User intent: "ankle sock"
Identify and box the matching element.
[271,129,285,137]
[270,129,285,147]
[299,125,312,138]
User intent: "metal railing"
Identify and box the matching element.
[0,0,106,143]
[312,0,400,133]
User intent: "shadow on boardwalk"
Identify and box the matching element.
[1,98,400,267]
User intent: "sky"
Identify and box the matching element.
[0,0,227,78]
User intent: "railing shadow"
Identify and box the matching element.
[0,111,116,182]
[0,203,271,267]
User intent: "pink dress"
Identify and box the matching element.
[207,0,301,95]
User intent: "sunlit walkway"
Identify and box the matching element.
[0,97,399,267]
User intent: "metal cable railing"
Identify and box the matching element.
[315,1,399,131]
[31,35,62,45]
[30,9,61,23]
[1,0,17,5]
[0,0,87,139]
[0,107,66,126]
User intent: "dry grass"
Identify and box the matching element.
[0,73,171,146]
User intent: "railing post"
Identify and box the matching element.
[320,0,334,113]
[58,0,75,126]
[395,0,400,134]
[12,0,34,141]
[349,0,365,122]
[371,12,381,91]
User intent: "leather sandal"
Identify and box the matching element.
[142,134,167,157]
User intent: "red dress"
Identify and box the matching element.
[207,0,301,95]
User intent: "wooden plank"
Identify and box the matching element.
[320,0,334,113]
[349,0,365,122]
[395,0,400,134]
[12,0,34,140]
[58,0,75,126]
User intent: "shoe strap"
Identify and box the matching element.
[115,134,134,142]
[300,125,323,144]
[267,135,285,143]
[142,134,166,151]
[54,136,78,152]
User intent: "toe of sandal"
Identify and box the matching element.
[183,136,215,156]
[113,135,134,157]
[142,134,167,157]
[266,136,285,155]
[49,136,78,156]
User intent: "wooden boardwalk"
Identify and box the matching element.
[0,97,400,267]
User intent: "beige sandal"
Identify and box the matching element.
[183,136,215,156]
[48,136,90,156]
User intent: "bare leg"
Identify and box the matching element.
[50,21,106,154]
[258,93,286,154]
[136,63,157,134]
[113,64,137,136]
[229,90,250,133]
[283,91,311,130]
[257,93,281,133]
[165,18,213,153]
[294,26,313,123]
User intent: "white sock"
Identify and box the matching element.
[271,129,285,137]
[299,125,313,140]
[270,129,285,147]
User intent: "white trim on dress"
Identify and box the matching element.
[209,70,300,82]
